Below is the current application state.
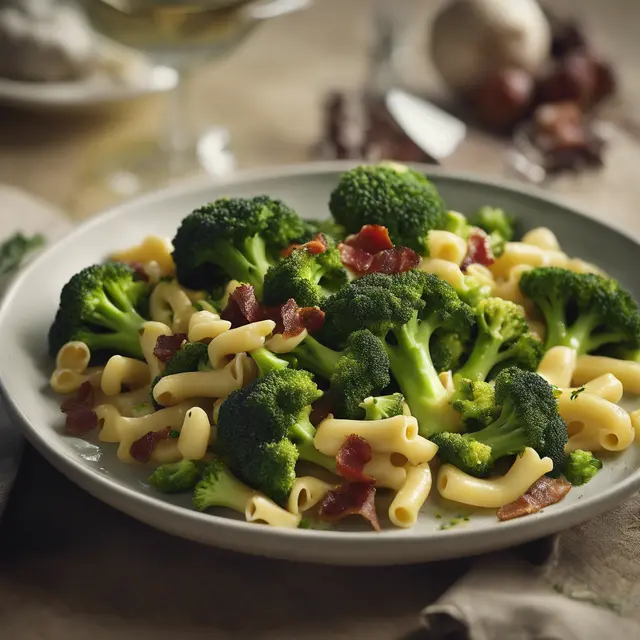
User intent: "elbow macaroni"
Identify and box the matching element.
[537,346,577,388]
[246,495,301,528]
[140,321,173,380]
[265,330,309,354]
[287,476,334,515]
[150,280,195,333]
[521,227,560,252]
[363,454,408,491]
[573,355,640,395]
[101,356,150,396]
[314,415,438,465]
[50,366,103,395]
[427,230,468,265]
[389,463,432,528]
[208,320,275,369]
[177,407,211,460]
[56,341,91,372]
[110,235,175,277]
[187,310,231,343]
[437,447,553,508]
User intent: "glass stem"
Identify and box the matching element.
[161,68,194,171]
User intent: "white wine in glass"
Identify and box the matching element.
[80,0,310,197]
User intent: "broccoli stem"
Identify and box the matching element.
[456,332,503,382]
[249,347,289,377]
[536,299,569,350]
[214,236,271,298]
[288,409,336,473]
[89,291,144,333]
[193,467,256,513]
[387,315,452,436]
[78,328,144,360]
[293,336,342,380]
[471,403,527,459]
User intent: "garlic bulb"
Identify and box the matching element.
[430,0,551,95]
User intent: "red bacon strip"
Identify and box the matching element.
[154,333,187,363]
[369,247,420,274]
[127,261,150,282]
[336,435,374,483]
[265,298,325,338]
[318,482,380,531]
[129,427,171,463]
[339,243,374,274]
[220,285,264,327]
[281,233,328,258]
[461,230,495,272]
[344,224,393,254]
[497,476,572,521]
[61,381,99,436]
[298,306,326,335]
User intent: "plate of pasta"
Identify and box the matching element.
[1,161,639,565]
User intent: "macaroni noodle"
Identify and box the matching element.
[389,463,432,528]
[177,407,211,460]
[246,495,301,528]
[573,355,640,395]
[208,320,275,369]
[287,476,334,515]
[110,235,175,277]
[187,310,231,343]
[56,341,91,372]
[101,355,150,396]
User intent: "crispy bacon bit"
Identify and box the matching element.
[265,298,326,337]
[368,247,420,274]
[128,261,150,282]
[336,435,374,483]
[461,230,495,272]
[60,381,95,414]
[345,225,393,254]
[298,306,326,335]
[65,407,99,436]
[497,476,572,521]
[153,333,187,363]
[339,243,374,274]
[220,284,264,327]
[129,427,171,463]
[318,482,380,531]
[281,233,328,257]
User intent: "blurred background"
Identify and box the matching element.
[0,0,638,219]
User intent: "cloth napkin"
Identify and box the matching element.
[0,185,71,517]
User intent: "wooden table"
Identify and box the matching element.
[0,1,639,638]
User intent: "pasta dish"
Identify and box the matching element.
[46,163,640,531]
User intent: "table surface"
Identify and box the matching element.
[1,0,640,638]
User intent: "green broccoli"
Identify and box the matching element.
[150,342,209,408]
[328,163,447,255]
[171,196,307,297]
[455,298,543,382]
[48,262,150,360]
[262,244,348,308]
[450,379,497,431]
[519,267,640,355]
[432,368,568,477]
[193,457,257,513]
[148,460,200,493]
[431,330,469,373]
[301,218,347,242]
[469,206,516,243]
[322,270,474,436]
[216,369,335,504]
[249,346,290,377]
[563,450,602,486]
[290,329,391,419]
[360,393,405,420]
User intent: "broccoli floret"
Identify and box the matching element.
[469,206,516,243]
[431,432,494,478]
[262,245,348,308]
[360,393,405,420]
[456,298,543,382]
[301,218,347,242]
[450,379,497,431]
[249,346,290,377]
[48,262,150,360]
[519,267,640,355]
[431,330,469,373]
[323,270,474,436]
[290,330,391,419]
[192,457,257,513]
[328,163,447,255]
[171,196,306,297]
[434,368,567,477]
[150,342,209,408]
[216,369,335,504]
[444,211,470,237]
[563,449,602,486]
[148,460,200,493]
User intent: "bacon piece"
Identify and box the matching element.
[339,243,374,274]
[220,284,264,327]
[461,230,495,272]
[265,298,326,337]
[336,435,374,483]
[310,394,334,426]
[318,482,380,531]
[60,381,94,414]
[368,247,420,274]
[127,261,150,282]
[345,225,393,254]
[65,407,99,436]
[154,333,188,363]
[129,427,171,463]
[281,233,328,258]
[497,476,572,521]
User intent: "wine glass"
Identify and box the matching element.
[79,0,311,199]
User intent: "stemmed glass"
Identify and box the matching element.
[79,0,311,199]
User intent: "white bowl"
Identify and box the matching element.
[1,161,639,565]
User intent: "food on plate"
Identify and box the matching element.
[47,162,640,531]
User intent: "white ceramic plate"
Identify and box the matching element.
[1,162,639,565]
[0,39,177,111]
